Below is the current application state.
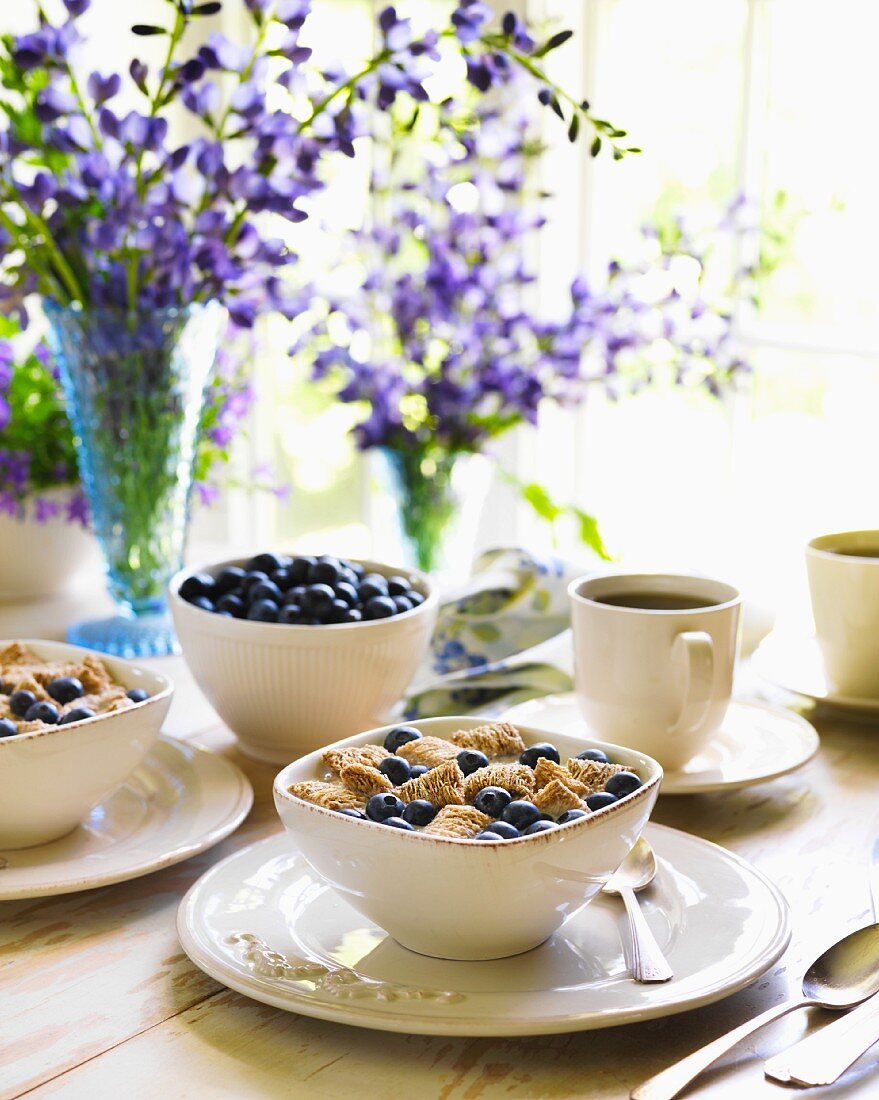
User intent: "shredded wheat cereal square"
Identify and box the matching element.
[423,805,492,839]
[565,758,626,793]
[533,779,585,817]
[338,762,393,796]
[396,759,464,807]
[288,781,363,811]
[533,757,589,795]
[449,722,526,757]
[397,735,460,767]
[462,762,536,802]
[323,743,388,774]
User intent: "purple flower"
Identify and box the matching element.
[63,0,90,15]
[87,72,121,105]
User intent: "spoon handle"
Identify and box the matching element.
[631,999,810,1100]
[619,886,674,983]
[765,991,879,1086]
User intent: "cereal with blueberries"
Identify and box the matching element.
[288,721,646,841]
[0,642,152,738]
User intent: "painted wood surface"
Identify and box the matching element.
[4,681,879,1098]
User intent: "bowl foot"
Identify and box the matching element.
[67,613,180,658]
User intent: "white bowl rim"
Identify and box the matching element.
[0,637,173,747]
[274,716,663,849]
[169,555,438,633]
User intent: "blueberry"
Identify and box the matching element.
[348,561,366,580]
[407,591,425,607]
[9,690,36,718]
[383,816,415,831]
[366,792,405,822]
[25,701,59,724]
[482,820,519,839]
[519,742,561,768]
[270,568,294,591]
[336,807,367,819]
[249,580,283,604]
[472,786,513,816]
[342,608,362,623]
[393,596,414,614]
[216,593,246,617]
[215,565,246,594]
[289,556,316,583]
[242,570,270,594]
[401,799,438,826]
[284,585,307,604]
[386,575,411,597]
[190,595,214,613]
[379,755,412,785]
[384,725,422,752]
[278,604,302,624]
[179,572,215,602]
[358,575,389,602]
[456,749,489,777]
[364,596,397,620]
[301,583,336,611]
[557,808,589,825]
[319,598,352,624]
[605,771,643,798]
[334,582,359,607]
[47,677,84,705]
[585,791,618,812]
[409,764,428,779]
[576,747,610,764]
[500,800,542,830]
[309,557,342,585]
[523,820,558,836]
[126,688,149,703]
[474,831,500,841]
[338,567,359,587]
[247,599,279,622]
[245,552,287,574]
[59,706,96,725]
[0,718,18,737]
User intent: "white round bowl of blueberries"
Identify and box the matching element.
[274,716,662,960]
[169,551,438,763]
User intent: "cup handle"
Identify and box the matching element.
[669,631,714,735]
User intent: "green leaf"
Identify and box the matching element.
[573,507,612,560]
[521,481,562,523]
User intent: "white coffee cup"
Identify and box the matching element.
[568,573,741,771]
[807,530,879,698]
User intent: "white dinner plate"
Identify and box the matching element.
[177,824,790,1037]
[0,736,252,899]
[752,631,879,714]
[502,694,819,794]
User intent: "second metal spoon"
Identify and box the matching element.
[603,837,674,984]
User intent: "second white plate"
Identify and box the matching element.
[502,694,819,794]
[0,736,253,900]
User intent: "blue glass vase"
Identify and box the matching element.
[45,300,226,657]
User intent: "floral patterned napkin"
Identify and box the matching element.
[403,547,773,719]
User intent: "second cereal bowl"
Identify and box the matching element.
[274,716,662,960]
[170,557,438,763]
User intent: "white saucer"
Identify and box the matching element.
[177,825,790,1037]
[0,737,252,900]
[502,694,819,794]
[753,631,879,714]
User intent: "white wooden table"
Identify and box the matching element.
[3,596,879,1099]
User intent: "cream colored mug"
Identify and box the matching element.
[569,573,741,771]
[807,530,879,698]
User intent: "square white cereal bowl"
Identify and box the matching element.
[274,716,662,960]
[0,639,173,849]
[170,557,438,763]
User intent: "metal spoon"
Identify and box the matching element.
[631,921,879,1100]
[603,837,673,984]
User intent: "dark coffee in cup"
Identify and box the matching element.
[593,592,718,611]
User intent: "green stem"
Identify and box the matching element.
[3,186,84,302]
[299,54,386,133]
[0,205,62,297]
